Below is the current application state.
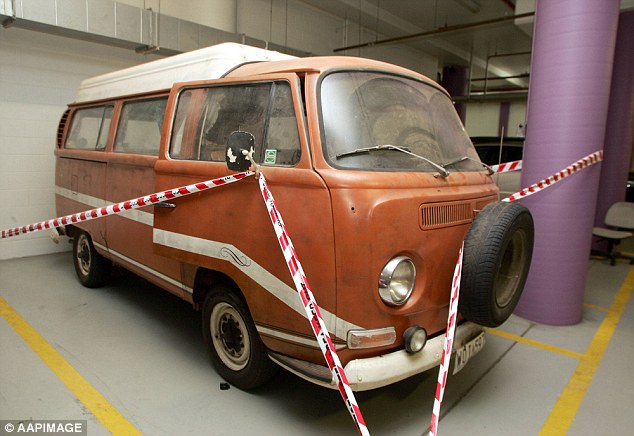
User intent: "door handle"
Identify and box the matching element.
[152,202,176,209]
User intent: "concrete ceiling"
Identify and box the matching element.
[301,0,534,94]
[301,0,634,96]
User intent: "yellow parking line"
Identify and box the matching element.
[0,297,141,436]
[539,267,634,435]
[486,329,583,360]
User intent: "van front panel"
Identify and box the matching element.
[320,169,497,361]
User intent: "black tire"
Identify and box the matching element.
[459,202,534,327]
[202,286,278,390]
[72,230,111,288]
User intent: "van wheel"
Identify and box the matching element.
[459,202,534,327]
[202,287,278,390]
[72,231,111,288]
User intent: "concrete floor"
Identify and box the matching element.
[1,252,633,435]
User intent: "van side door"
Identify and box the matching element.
[105,95,184,298]
[153,75,340,352]
[55,105,113,249]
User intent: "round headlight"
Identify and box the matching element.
[379,256,416,306]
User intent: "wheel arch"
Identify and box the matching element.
[62,224,79,238]
[192,267,245,308]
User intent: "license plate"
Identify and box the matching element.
[453,332,486,374]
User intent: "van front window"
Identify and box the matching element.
[319,72,482,172]
[170,81,301,166]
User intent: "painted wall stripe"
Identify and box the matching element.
[0,297,140,435]
[539,266,634,435]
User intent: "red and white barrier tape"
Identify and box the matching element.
[430,149,603,435]
[429,243,463,436]
[1,168,368,434]
[1,149,605,436]
[502,151,603,203]
[491,159,522,173]
[258,173,370,436]
[0,172,254,239]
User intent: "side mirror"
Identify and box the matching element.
[225,131,256,172]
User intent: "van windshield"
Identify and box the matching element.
[319,72,482,172]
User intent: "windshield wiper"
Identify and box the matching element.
[336,144,449,178]
[336,144,407,159]
[442,156,495,175]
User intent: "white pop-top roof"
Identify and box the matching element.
[75,43,297,103]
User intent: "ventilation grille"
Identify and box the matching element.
[419,201,474,230]
[57,109,71,148]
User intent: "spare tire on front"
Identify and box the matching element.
[459,201,534,328]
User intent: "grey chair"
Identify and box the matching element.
[592,202,634,265]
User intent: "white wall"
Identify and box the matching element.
[508,101,528,137]
[464,100,527,138]
[237,0,342,54]
[117,0,237,32]
[0,27,161,259]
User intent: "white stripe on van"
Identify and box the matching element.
[55,186,154,226]
[153,228,363,339]
[93,241,193,294]
[256,324,346,351]
[54,185,363,339]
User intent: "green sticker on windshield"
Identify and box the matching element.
[264,149,277,164]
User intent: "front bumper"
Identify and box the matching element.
[269,321,484,391]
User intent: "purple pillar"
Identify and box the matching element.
[499,101,510,137]
[441,66,469,124]
[514,0,620,325]
[594,11,634,232]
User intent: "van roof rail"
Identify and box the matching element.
[74,43,296,103]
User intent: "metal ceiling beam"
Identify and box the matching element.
[333,12,534,52]
[323,0,531,88]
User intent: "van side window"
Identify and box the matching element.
[170,90,193,159]
[265,83,301,166]
[66,106,113,150]
[115,97,167,155]
[199,84,270,162]
[170,82,300,166]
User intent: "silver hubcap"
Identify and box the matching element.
[76,235,91,276]
[495,230,528,308]
[210,302,250,371]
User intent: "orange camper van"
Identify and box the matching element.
[55,43,533,391]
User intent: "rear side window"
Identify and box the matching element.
[115,97,167,155]
[66,106,113,150]
[170,81,301,166]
